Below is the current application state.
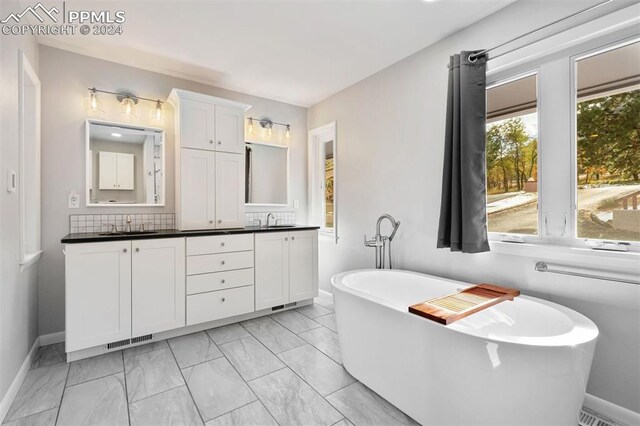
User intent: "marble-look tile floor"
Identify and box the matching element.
[3,300,418,426]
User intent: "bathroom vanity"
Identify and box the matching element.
[61,227,318,360]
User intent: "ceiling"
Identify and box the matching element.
[37,0,516,107]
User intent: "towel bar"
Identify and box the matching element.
[535,261,639,285]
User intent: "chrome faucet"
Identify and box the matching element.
[364,214,401,269]
[125,215,132,233]
[266,213,275,227]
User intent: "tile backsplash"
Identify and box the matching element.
[68,211,296,233]
[69,214,175,234]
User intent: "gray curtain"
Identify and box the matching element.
[437,51,490,253]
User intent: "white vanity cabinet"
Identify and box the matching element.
[255,230,318,310]
[65,238,185,352]
[66,240,132,352]
[169,89,251,230]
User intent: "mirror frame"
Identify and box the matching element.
[85,119,166,207]
[244,141,290,207]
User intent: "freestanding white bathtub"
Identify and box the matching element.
[331,269,598,426]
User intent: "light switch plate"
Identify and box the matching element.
[293,199,299,209]
[68,191,80,208]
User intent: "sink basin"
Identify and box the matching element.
[98,231,159,236]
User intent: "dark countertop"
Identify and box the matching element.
[61,225,320,244]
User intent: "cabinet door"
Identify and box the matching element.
[132,238,185,336]
[289,230,319,302]
[65,241,131,352]
[214,105,244,154]
[116,153,135,190]
[215,152,245,229]
[255,232,289,310]
[98,151,117,190]
[180,99,215,151]
[180,149,215,230]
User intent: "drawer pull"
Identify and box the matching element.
[217,140,222,145]
[221,279,226,284]
[209,220,214,224]
[221,260,226,265]
[135,248,140,252]
[221,297,226,302]
[123,248,128,253]
[209,140,214,144]
[291,236,295,241]
[221,242,225,247]
[218,220,222,224]
[284,237,288,241]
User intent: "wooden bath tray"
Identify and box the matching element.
[408,283,520,325]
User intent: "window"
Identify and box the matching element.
[575,41,640,242]
[309,122,337,238]
[486,73,539,236]
[19,52,42,268]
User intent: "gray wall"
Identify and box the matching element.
[308,0,640,413]
[38,45,308,336]
[0,0,40,407]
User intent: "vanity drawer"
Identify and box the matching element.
[187,285,254,325]
[187,251,254,275]
[187,234,254,256]
[187,268,254,295]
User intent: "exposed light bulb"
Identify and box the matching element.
[152,100,163,121]
[267,123,273,138]
[285,125,291,140]
[111,133,122,137]
[248,118,254,136]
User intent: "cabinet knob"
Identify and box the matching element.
[284,237,288,241]
[221,242,225,247]
[209,220,214,224]
[221,260,226,265]
[209,140,214,144]
[221,297,226,302]
[218,220,222,224]
[135,248,140,252]
[221,279,225,284]
[217,140,222,145]
[123,248,128,253]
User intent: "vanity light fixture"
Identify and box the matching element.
[86,87,164,122]
[247,117,291,142]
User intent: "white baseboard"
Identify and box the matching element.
[0,337,39,424]
[318,289,334,302]
[584,393,640,425]
[39,331,65,346]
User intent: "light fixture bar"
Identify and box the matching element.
[88,87,164,104]
[247,116,290,128]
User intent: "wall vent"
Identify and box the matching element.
[106,338,131,349]
[132,334,153,344]
[579,407,621,426]
[284,302,297,308]
[271,305,285,311]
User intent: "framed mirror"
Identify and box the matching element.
[86,120,165,206]
[245,142,289,206]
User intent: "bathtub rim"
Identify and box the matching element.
[331,268,599,348]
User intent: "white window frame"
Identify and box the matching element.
[486,69,542,245]
[484,5,640,265]
[18,51,42,270]
[308,122,337,241]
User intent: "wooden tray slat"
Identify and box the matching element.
[408,283,520,325]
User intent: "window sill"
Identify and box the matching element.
[489,241,639,276]
[20,250,42,272]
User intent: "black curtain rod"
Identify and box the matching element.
[468,0,613,62]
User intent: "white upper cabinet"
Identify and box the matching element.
[216,152,245,228]
[214,105,244,154]
[98,151,134,190]
[179,99,215,151]
[132,238,185,336]
[179,149,216,230]
[65,241,132,352]
[168,89,251,230]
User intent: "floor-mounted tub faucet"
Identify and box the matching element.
[364,214,401,269]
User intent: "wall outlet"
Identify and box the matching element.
[68,191,80,209]
[293,199,299,209]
